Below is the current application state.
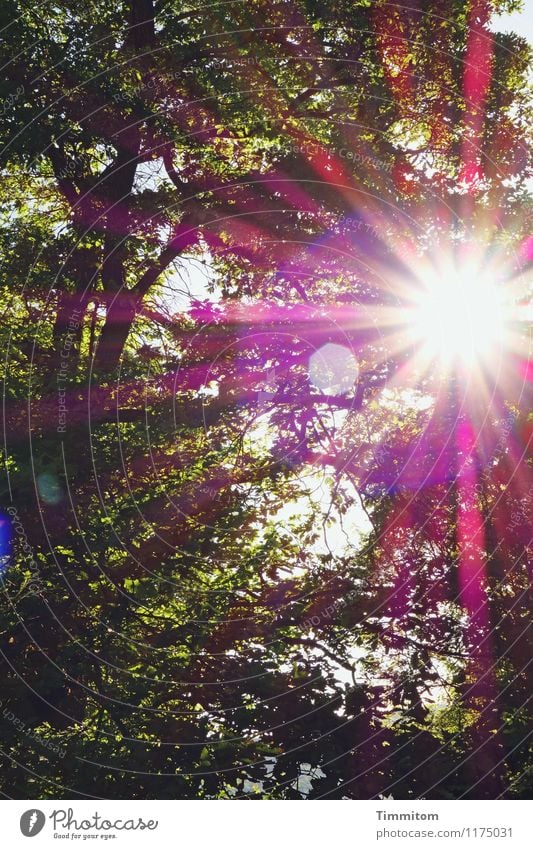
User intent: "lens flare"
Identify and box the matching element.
[409,266,505,368]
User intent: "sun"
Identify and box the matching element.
[408,264,505,369]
